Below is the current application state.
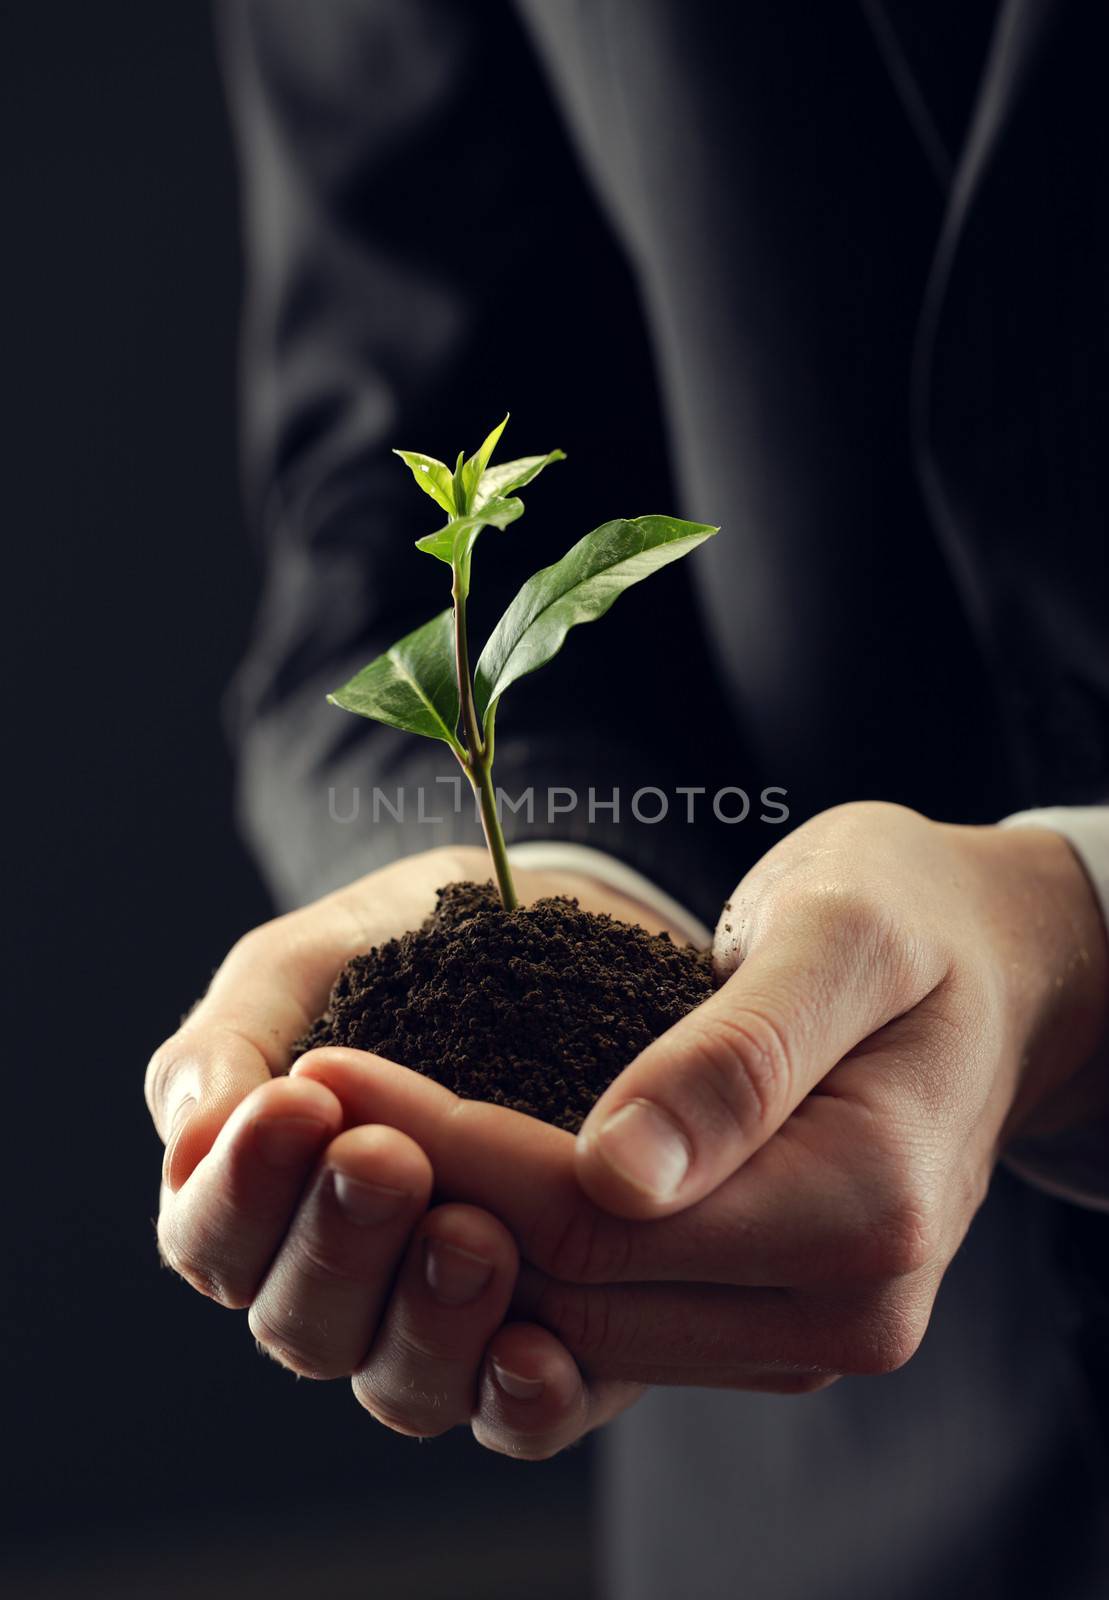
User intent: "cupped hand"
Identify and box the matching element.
[144,845,662,1458]
[297,801,1109,1440]
[149,807,1109,1460]
[575,802,1109,1224]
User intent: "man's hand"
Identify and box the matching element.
[296,802,1109,1430]
[575,802,1109,1224]
[147,806,1109,1458]
[144,846,662,1459]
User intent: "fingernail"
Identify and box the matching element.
[424,1239,493,1306]
[491,1360,545,1401]
[169,1096,197,1141]
[163,1097,197,1180]
[593,1099,691,1201]
[332,1171,407,1225]
[256,1117,327,1170]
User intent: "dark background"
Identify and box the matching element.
[2,5,593,1595]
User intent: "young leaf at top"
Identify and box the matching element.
[392,451,457,517]
[474,514,718,726]
[327,609,461,753]
[409,420,565,599]
[459,414,509,512]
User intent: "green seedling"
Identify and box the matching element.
[328,415,718,910]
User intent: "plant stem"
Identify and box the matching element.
[452,574,484,764]
[473,748,519,911]
[452,573,519,911]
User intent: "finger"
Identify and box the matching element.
[511,1267,885,1386]
[574,889,941,1217]
[157,1074,342,1307]
[292,1047,588,1261]
[248,1125,433,1379]
[596,995,967,1289]
[561,1081,944,1290]
[146,854,466,1190]
[146,926,347,1194]
[290,1047,858,1291]
[472,1322,643,1460]
[147,1023,274,1195]
[353,1204,518,1437]
[290,1047,915,1293]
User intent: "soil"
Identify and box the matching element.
[296,880,715,1132]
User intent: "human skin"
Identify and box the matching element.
[146,805,1109,1459]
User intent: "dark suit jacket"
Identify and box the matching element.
[218,3,1109,1594]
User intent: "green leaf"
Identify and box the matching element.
[474,515,718,725]
[452,449,467,517]
[327,609,461,751]
[392,451,456,517]
[414,443,565,594]
[459,414,509,511]
[474,450,566,510]
[415,496,524,572]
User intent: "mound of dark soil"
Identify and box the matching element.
[296,880,713,1132]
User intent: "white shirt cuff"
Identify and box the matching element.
[999,806,1109,1214]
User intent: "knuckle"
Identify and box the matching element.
[386,1323,467,1369]
[530,1204,631,1286]
[528,1280,620,1363]
[877,1205,937,1280]
[865,1166,941,1280]
[689,1006,793,1137]
[351,1368,455,1438]
[157,1214,242,1309]
[804,882,886,948]
[837,1139,943,1283]
[472,1419,571,1461]
[836,1298,929,1376]
[247,1301,341,1380]
[801,880,924,998]
[287,1234,358,1291]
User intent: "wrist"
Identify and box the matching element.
[953,822,1109,1142]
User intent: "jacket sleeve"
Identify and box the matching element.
[216,0,748,921]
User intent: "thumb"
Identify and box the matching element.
[144,898,356,1194]
[575,891,931,1219]
[145,1017,273,1194]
